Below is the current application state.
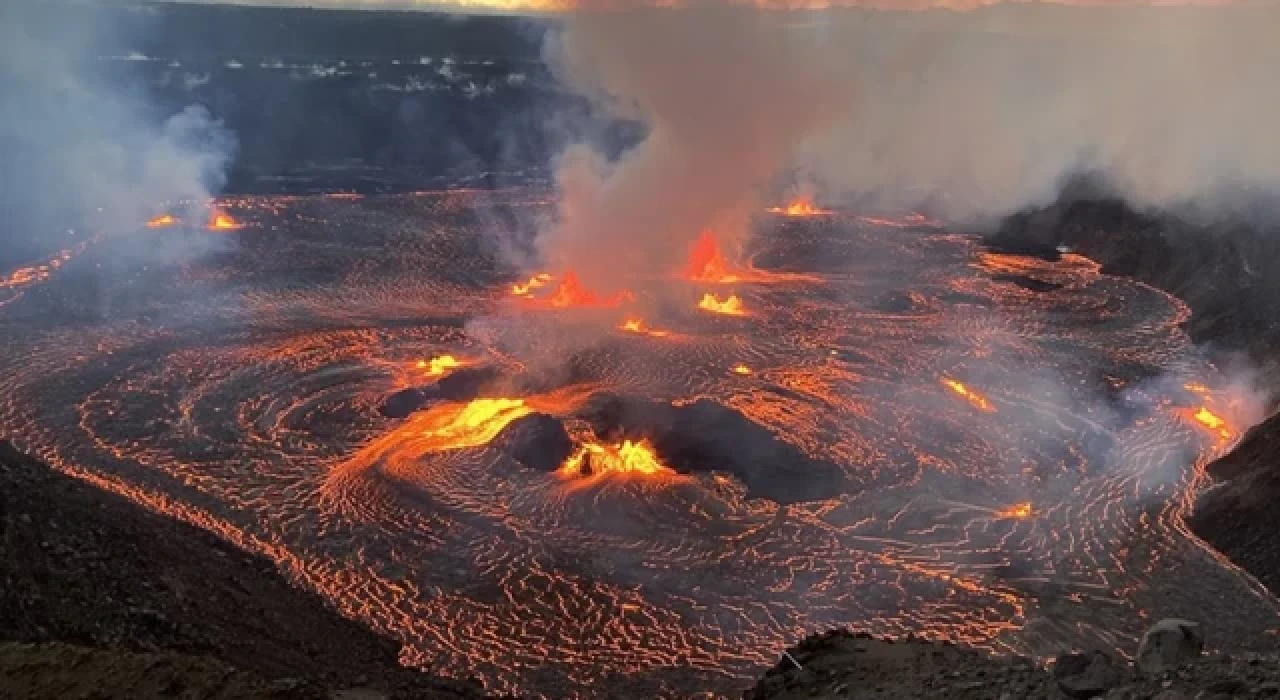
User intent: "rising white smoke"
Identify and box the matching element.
[536,7,843,289]
[535,2,1280,279]
[0,2,236,264]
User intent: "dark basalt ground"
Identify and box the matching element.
[0,440,487,699]
[744,628,1280,699]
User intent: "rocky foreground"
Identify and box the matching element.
[747,624,1280,699]
[0,439,487,700]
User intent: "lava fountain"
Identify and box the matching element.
[698,292,747,316]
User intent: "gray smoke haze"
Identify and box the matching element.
[536,8,842,289]
[0,2,236,266]
[534,3,1280,281]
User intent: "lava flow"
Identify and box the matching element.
[996,502,1033,519]
[511,272,553,297]
[698,292,747,316]
[1186,406,1232,440]
[416,355,463,376]
[941,377,996,413]
[765,197,830,217]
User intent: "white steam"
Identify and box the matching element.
[536,3,1280,279]
[0,3,236,256]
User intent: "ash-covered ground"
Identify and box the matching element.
[1,191,1275,698]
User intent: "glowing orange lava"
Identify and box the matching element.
[698,292,747,316]
[146,214,177,228]
[511,272,553,297]
[686,229,741,283]
[208,210,243,231]
[996,502,1033,519]
[766,197,830,217]
[547,271,630,309]
[417,398,533,451]
[942,378,996,413]
[416,355,462,376]
[619,317,671,338]
[1188,406,1232,440]
[558,439,675,481]
[731,363,752,375]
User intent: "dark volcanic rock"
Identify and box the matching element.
[0,439,486,699]
[747,625,1280,699]
[381,388,429,419]
[380,366,506,419]
[990,185,1280,364]
[576,394,848,503]
[1136,619,1204,677]
[491,413,574,472]
[1190,414,1280,594]
[1053,650,1126,699]
[870,290,918,313]
[990,274,1063,293]
[433,366,504,402]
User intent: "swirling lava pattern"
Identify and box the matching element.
[0,190,1276,698]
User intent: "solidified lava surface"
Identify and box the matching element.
[0,190,1276,698]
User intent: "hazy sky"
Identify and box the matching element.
[164,0,1256,13]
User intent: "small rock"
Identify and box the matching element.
[1053,650,1127,700]
[1137,619,1204,676]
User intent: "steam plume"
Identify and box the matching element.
[0,2,236,266]
[536,2,1280,276]
[538,8,841,288]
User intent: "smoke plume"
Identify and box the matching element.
[537,8,842,289]
[535,2,1280,279]
[0,2,236,267]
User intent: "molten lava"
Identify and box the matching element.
[686,230,741,283]
[1190,406,1232,440]
[146,214,177,229]
[997,502,1033,519]
[766,197,830,217]
[417,398,533,451]
[731,363,752,376]
[558,438,674,481]
[698,292,747,316]
[208,210,243,231]
[942,378,996,413]
[550,271,632,308]
[619,317,671,338]
[511,272,552,297]
[551,271,604,308]
[416,355,462,377]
